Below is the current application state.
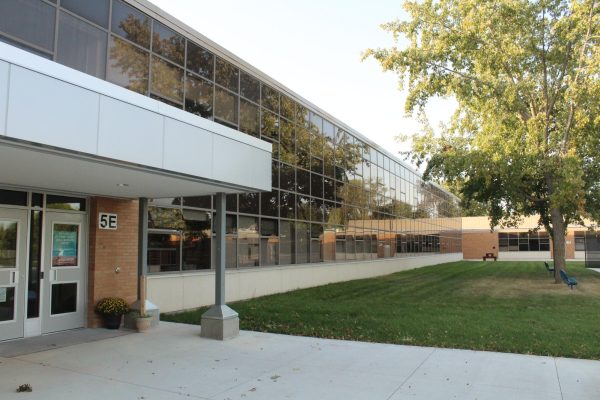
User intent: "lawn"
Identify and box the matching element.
[161,261,600,360]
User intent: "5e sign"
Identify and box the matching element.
[99,213,118,230]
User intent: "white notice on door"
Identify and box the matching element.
[0,287,6,303]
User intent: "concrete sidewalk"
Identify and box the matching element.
[0,322,598,399]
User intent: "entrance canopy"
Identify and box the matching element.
[0,139,265,198]
[0,43,272,198]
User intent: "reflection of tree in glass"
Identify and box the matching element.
[261,111,279,141]
[216,58,239,92]
[0,222,17,265]
[109,36,148,94]
[239,100,259,136]
[186,74,213,118]
[148,208,185,230]
[151,57,183,102]
[152,28,184,65]
[332,178,418,225]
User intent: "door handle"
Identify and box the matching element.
[11,271,18,285]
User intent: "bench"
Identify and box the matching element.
[482,252,497,261]
[560,269,578,289]
[544,261,555,275]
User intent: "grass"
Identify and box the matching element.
[161,261,600,360]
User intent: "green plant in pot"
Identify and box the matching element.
[95,297,129,329]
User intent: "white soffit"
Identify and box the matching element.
[0,140,247,198]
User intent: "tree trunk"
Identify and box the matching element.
[550,207,566,283]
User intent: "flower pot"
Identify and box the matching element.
[102,314,122,330]
[135,316,152,333]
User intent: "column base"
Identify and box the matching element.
[200,305,239,340]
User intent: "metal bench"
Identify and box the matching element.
[560,269,578,289]
[482,252,497,261]
[544,261,555,275]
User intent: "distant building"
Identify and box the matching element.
[462,216,589,261]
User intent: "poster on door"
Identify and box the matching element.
[52,224,79,267]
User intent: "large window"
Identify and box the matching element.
[107,36,149,94]
[111,0,150,48]
[0,0,55,53]
[148,207,211,272]
[499,232,550,252]
[151,56,183,104]
[61,0,109,28]
[575,232,585,251]
[57,11,107,79]
[185,73,213,118]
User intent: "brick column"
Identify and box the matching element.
[565,231,575,259]
[87,198,139,328]
[462,231,498,259]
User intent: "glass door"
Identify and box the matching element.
[0,208,28,341]
[41,211,86,334]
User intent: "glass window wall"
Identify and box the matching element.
[0,0,462,273]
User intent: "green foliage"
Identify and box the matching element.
[162,261,600,359]
[364,0,600,269]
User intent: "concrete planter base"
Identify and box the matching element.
[200,305,239,340]
[135,317,153,333]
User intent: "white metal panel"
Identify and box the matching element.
[157,101,271,152]
[97,96,163,168]
[148,253,462,313]
[7,65,99,153]
[0,61,8,135]
[163,117,213,177]
[0,42,272,194]
[212,134,271,192]
[251,152,273,190]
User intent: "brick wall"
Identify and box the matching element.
[565,231,575,259]
[462,231,498,259]
[87,198,139,327]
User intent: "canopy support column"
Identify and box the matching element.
[201,192,239,340]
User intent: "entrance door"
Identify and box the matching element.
[41,211,86,334]
[0,208,28,341]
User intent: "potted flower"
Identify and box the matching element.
[95,297,129,329]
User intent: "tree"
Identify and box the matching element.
[443,180,489,217]
[365,0,600,281]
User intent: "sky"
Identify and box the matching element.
[148,0,455,169]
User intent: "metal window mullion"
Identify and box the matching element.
[182,36,187,110]
[210,54,216,121]
[179,230,183,272]
[147,19,154,97]
[106,0,113,80]
[236,61,241,131]
[52,1,59,61]
[234,213,239,269]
